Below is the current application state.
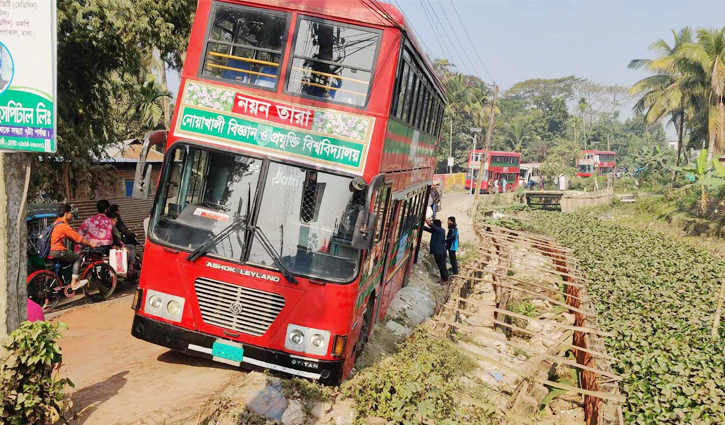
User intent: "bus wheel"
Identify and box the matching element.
[354,294,375,362]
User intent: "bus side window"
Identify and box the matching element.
[374,186,391,243]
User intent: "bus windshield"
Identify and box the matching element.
[151,144,363,283]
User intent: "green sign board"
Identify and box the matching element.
[177,106,365,171]
[0,0,57,153]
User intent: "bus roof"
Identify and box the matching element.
[580,150,616,155]
[246,0,446,98]
[471,150,521,157]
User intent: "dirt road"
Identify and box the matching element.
[55,298,239,425]
[54,191,474,425]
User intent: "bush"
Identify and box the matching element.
[344,331,497,425]
[0,321,73,424]
[526,212,725,424]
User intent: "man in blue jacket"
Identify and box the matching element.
[446,216,459,275]
[423,218,449,283]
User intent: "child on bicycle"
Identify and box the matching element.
[49,204,98,290]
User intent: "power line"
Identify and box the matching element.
[449,0,496,83]
[430,0,479,77]
[389,0,435,59]
[417,0,451,62]
[421,0,473,75]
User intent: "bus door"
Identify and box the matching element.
[357,184,393,325]
[378,196,406,321]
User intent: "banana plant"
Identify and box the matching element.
[675,149,725,214]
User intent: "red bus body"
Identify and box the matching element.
[464,150,521,193]
[130,0,446,384]
[577,150,616,177]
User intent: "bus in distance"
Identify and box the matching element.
[464,150,521,193]
[577,150,616,177]
[129,0,446,385]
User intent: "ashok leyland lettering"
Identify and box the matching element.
[129,0,446,384]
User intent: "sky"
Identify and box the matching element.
[398,0,725,92]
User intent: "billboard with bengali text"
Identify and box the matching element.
[0,0,56,153]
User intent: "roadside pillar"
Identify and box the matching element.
[0,152,30,334]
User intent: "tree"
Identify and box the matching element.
[136,81,173,129]
[503,118,527,152]
[678,27,725,161]
[629,28,696,166]
[33,0,195,199]
[676,149,725,214]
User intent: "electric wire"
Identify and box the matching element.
[430,0,479,77]
[449,0,496,83]
[421,0,472,75]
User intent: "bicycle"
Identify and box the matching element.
[27,246,118,313]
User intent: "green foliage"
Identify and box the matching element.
[35,0,195,199]
[525,212,725,424]
[0,321,73,424]
[344,331,496,425]
[509,301,539,318]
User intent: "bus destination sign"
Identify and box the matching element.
[175,80,374,175]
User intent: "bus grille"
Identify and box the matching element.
[194,277,285,337]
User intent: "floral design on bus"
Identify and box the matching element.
[183,82,234,112]
[311,111,371,143]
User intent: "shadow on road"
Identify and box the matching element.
[156,350,236,371]
[66,371,129,425]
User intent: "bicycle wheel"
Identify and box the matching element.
[27,271,61,313]
[82,262,117,302]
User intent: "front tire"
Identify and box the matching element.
[83,262,117,302]
[27,271,61,313]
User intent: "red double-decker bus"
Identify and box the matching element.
[577,150,616,177]
[464,150,521,193]
[129,0,446,384]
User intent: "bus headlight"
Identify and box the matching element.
[148,295,162,310]
[167,300,182,316]
[285,325,331,356]
[310,334,325,349]
[289,330,305,346]
[144,289,185,323]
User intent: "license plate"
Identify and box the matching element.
[211,340,244,363]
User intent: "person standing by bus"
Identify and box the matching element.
[429,185,441,219]
[446,216,459,275]
[423,219,449,283]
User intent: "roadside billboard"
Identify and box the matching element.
[0,0,56,153]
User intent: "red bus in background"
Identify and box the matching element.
[128,0,446,385]
[577,150,616,177]
[465,150,521,193]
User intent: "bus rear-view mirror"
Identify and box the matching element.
[133,164,153,201]
[351,212,377,250]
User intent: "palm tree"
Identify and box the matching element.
[504,118,527,152]
[678,27,725,162]
[136,80,173,129]
[629,28,695,166]
[577,98,589,149]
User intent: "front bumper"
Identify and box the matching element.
[131,313,344,385]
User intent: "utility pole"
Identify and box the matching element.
[449,117,453,174]
[0,153,30,333]
[471,85,500,217]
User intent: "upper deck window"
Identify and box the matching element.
[286,17,380,108]
[201,4,289,90]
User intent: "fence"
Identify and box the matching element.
[433,173,466,189]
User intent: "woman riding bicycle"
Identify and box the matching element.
[49,204,98,290]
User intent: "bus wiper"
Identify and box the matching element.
[248,225,297,284]
[186,216,247,262]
